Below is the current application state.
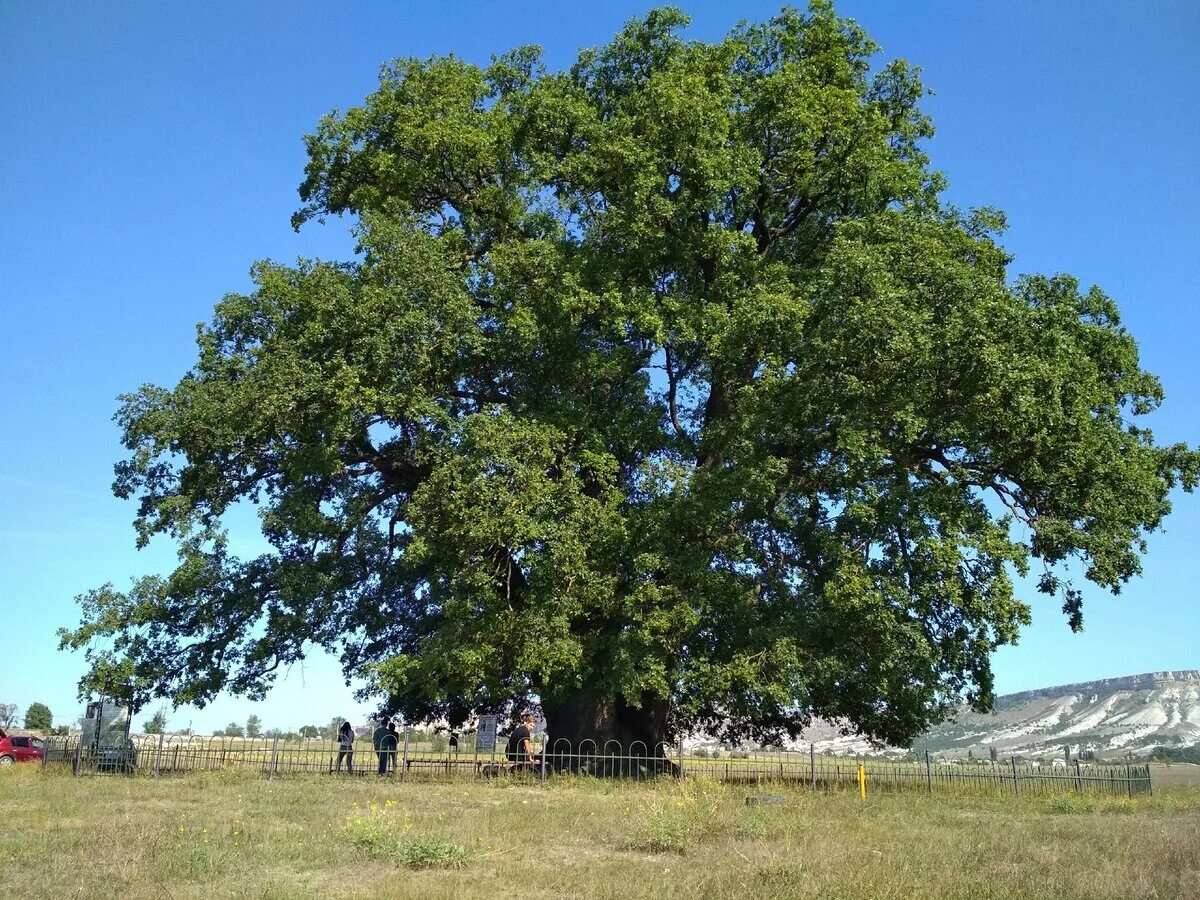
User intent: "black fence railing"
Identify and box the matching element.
[40,734,1152,797]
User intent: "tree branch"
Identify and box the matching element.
[663,343,690,443]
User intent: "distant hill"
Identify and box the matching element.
[806,672,1200,763]
[722,670,1200,759]
[914,670,1200,759]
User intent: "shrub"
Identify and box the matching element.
[339,803,467,869]
[627,814,689,854]
[693,748,709,759]
[397,836,470,869]
[342,815,394,854]
[339,801,411,856]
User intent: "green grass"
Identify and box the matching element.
[1,763,1196,898]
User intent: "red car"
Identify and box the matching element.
[0,728,44,765]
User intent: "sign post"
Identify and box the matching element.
[268,735,279,781]
[401,728,410,783]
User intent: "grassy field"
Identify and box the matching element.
[1,765,1197,899]
[1150,762,1200,787]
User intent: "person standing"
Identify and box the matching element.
[391,724,405,772]
[381,724,400,772]
[336,721,355,774]
[372,719,391,776]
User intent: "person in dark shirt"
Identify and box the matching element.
[448,732,459,755]
[505,712,539,773]
[373,719,395,776]
[336,721,355,774]
[388,721,400,772]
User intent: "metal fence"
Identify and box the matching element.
[40,733,1151,797]
[682,748,1152,797]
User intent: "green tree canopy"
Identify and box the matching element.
[24,703,52,732]
[246,714,263,738]
[61,3,1197,748]
[143,709,168,734]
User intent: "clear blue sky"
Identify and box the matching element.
[1,1,1196,735]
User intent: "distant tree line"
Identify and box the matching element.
[1150,745,1200,764]
[0,701,53,731]
[127,712,477,746]
[692,748,752,759]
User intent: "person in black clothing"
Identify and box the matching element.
[376,720,397,776]
[388,721,400,772]
[505,712,540,773]
[448,732,459,755]
[371,719,388,753]
[336,721,354,774]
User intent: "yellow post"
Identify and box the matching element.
[857,762,866,800]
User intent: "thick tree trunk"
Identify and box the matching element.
[540,692,675,776]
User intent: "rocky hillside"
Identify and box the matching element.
[762,671,1200,759]
[917,670,1200,758]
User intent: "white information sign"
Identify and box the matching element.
[83,700,131,749]
[475,715,498,752]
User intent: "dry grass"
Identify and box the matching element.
[1150,762,1200,787]
[1,764,1196,898]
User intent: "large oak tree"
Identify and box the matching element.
[63,3,1198,749]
